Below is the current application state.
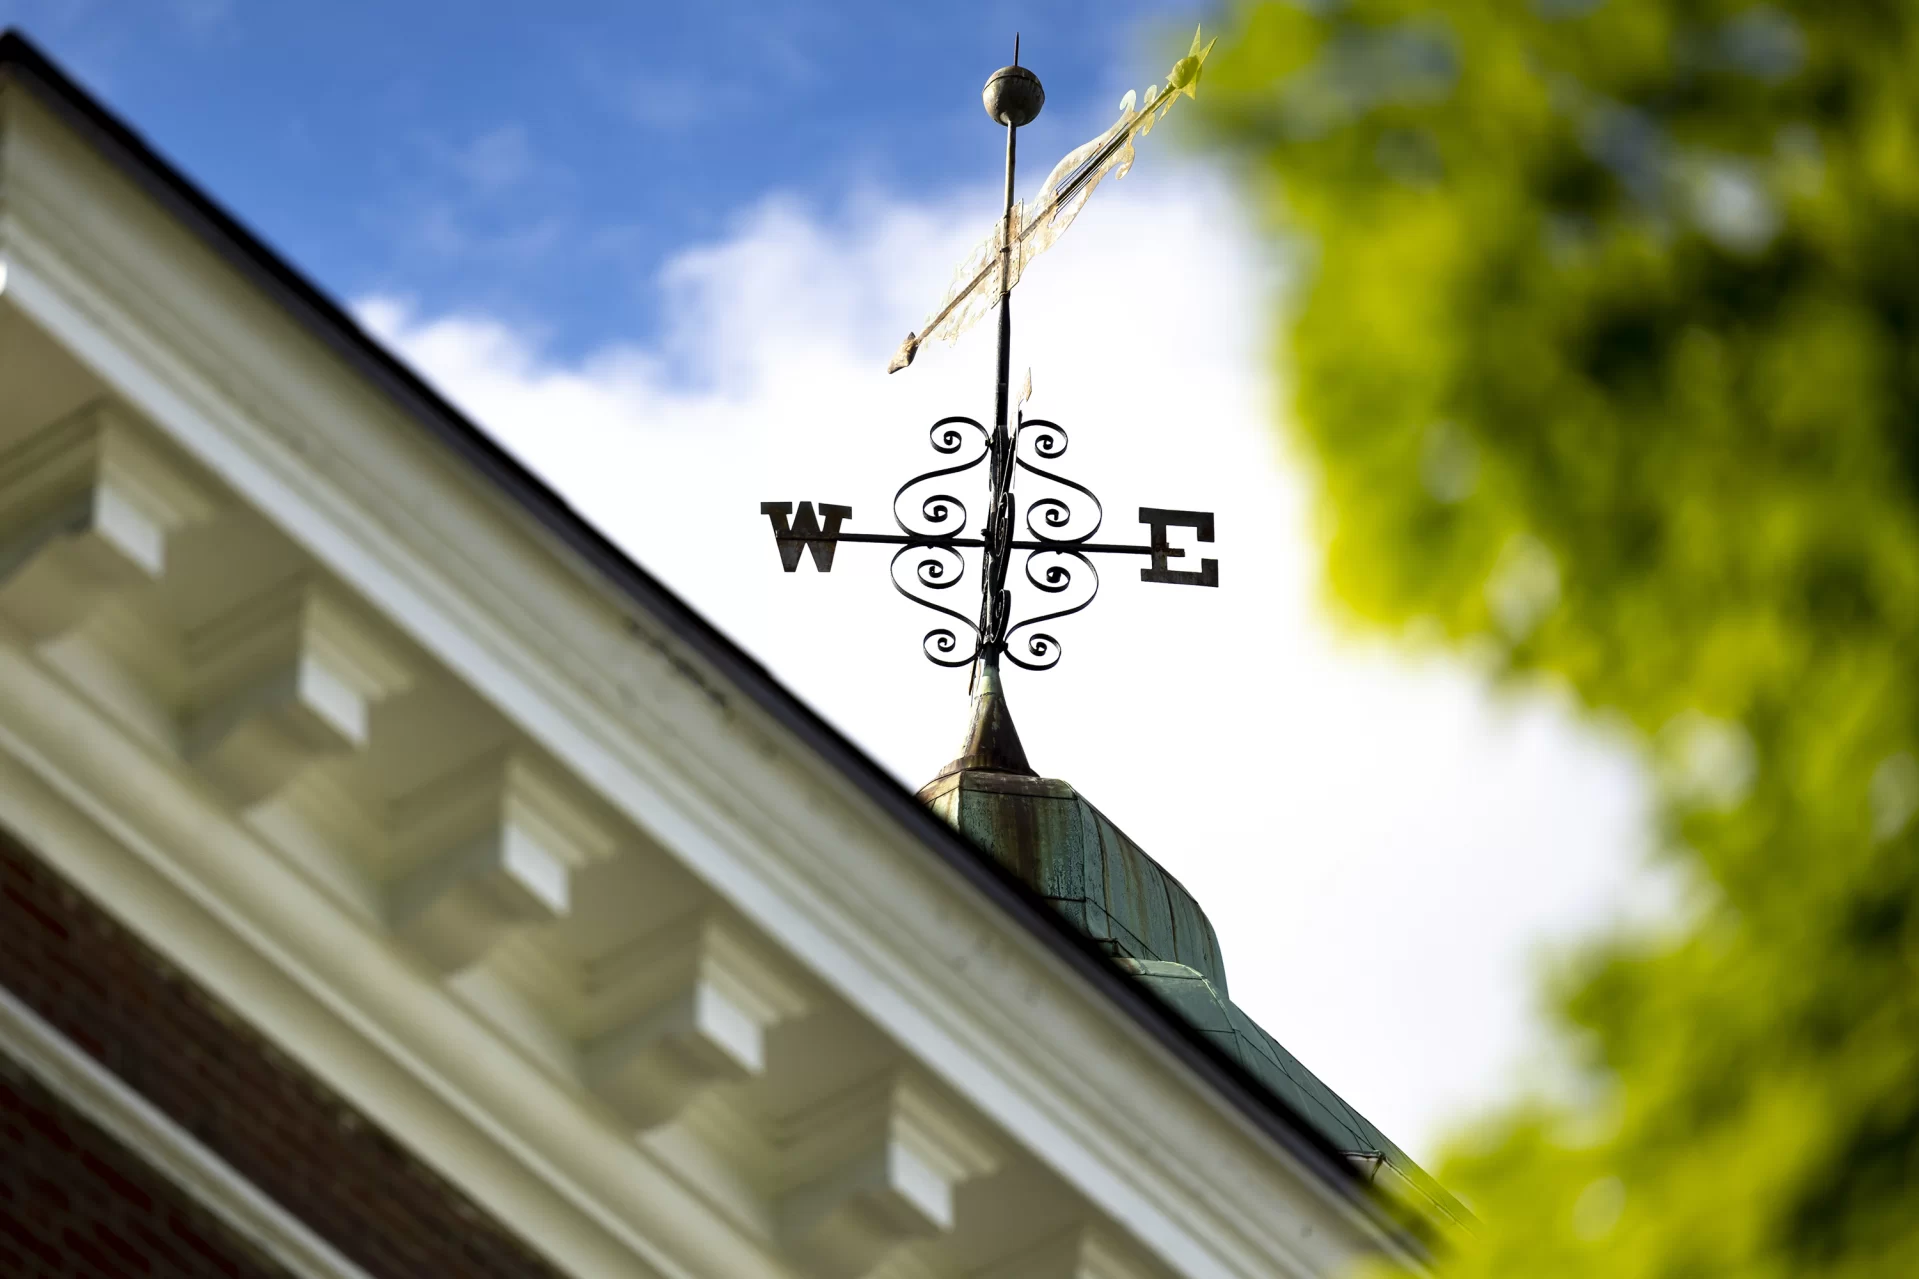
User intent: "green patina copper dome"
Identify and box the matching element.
[916,663,1472,1229]
[915,662,1229,994]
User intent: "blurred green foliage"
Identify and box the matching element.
[1200,1,1919,1273]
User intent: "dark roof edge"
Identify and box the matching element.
[0,28,1430,1254]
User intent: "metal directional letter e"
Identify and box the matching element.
[1139,507,1219,587]
[761,502,852,572]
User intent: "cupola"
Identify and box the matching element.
[916,661,1230,993]
[917,663,1466,1226]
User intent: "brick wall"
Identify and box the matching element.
[1,1062,293,1278]
[0,826,567,1279]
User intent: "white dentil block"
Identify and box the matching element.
[0,402,216,641]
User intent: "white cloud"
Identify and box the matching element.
[452,124,535,195]
[171,0,231,31]
[358,163,1657,1165]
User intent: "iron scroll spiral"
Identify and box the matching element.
[875,412,1113,671]
[1016,418,1104,545]
[894,416,987,538]
[1003,548,1099,671]
[890,543,980,667]
[888,416,987,668]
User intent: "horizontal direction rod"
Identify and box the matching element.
[773,532,1159,556]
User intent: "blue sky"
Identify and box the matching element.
[4,2,1664,1163]
[9,0,1210,355]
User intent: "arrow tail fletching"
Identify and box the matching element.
[888,28,1215,373]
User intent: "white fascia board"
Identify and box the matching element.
[0,83,1427,1279]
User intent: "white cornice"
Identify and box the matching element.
[976,1227,1170,1279]
[0,398,218,641]
[583,911,813,1131]
[185,576,415,805]
[388,749,619,973]
[775,1070,1002,1278]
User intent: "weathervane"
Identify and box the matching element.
[761,30,1219,690]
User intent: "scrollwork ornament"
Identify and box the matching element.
[1015,418,1103,545]
[759,405,1185,671]
[1019,417,1069,460]
[889,543,980,668]
[1024,495,1075,541]
[1003,549,1098,670]
[1007,630,1063,671]
[930,414,987,456]
[894,416,987,538]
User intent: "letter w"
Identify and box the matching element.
[760,502,852,572]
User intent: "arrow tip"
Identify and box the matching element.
[886,331,920,374]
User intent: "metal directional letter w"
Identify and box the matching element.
[760,502,852,573]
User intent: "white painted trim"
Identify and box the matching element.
[0,985,377,1279]
[0,654,767,1279]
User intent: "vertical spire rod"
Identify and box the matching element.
[993,89,1017,438]
[968,41,1045,692]
[995,33,1021,441]
[975,50,1022,689]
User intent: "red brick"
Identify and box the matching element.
[129,1219,197,1272]
[23,1172,72,1213]
[95,1221,156,1274]
[23,1103,79,1155]
[80,1150,155,1213]
[64,1226,132,1276]
[4,1074,283,1278]
[0,1201,65,1268]
[3,881,70,940]
[179,1218,251,1277]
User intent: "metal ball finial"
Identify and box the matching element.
[983,64,1044,127]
